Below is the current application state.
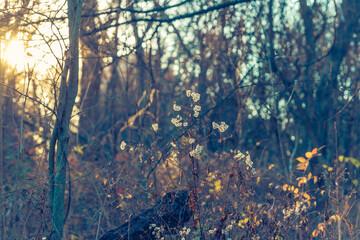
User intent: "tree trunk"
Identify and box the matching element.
[0,41,4,240]
[48,0,83,239]
[78,0,103,144]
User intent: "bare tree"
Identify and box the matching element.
[48,0,83,239]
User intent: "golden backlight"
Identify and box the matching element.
[2,40,26,69]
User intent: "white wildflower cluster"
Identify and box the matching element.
[212,121,229,132]
[186,89,191,97]
[189,138,195,144]
[120,141,126,150]
[209,228,217,234]
[189,144,203,157]
[171,115,183,127]
[234,151,256,174]
[186,90,200,102]
[171,115,188,127]
[173,102,181,111]
[221,220,236,235]
[282,207,294,219]
[297,204,307,215]
[234,151,245,160]
[252,235,260,240]
[152,123,159,132]
[193,105,201,112]
[193,105,201,118]
[283,202,307,219]
[149,224,165,239]
[179,226,191,240]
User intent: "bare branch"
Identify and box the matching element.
[83,0,255,36]
[0,82,56,115]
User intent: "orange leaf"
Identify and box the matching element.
[303,192,311,199]
[311,148,318,155]
[318,223,326,232]
[124,193,132,199]
[296,157,307,163]
[308,172,312,180]
[312,229,319,237]
[305,152,313,159]
[329,215,340,222]
[313,176,318,184]
[298,178,306,187]
[296,162,309,171]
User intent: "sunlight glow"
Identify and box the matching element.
[3,40,26,69]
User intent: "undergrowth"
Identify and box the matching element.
[91,89,360,240]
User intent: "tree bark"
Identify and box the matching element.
[78,0,103,144]
[48,0,83,239]
[0,40,4,240]
[100,191,192,240]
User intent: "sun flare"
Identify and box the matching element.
[2,40,26,68]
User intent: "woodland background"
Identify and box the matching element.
[0,0,360,239]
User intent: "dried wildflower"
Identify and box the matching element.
[179,227,191,237]
[189,138,195,144]
[120,141,126,150]
[189,144,203,157]
[218,121,229,132]
[234,151,256,174]
[152,123,159,132]
[244,152,253,168]
[173,102,181,111]
[193,111,199,118]
[212,121,229,132]
[191,92,200,102]
[186,90,191,97]
[234,151,245,160]
[283,208,294,219]
[183,122,188,127]
[171,115,183,127]
[226,224,233,231]
[193,105,201,112]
